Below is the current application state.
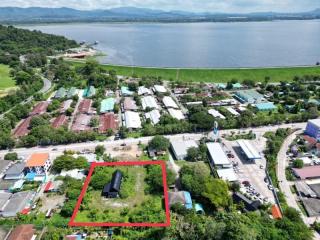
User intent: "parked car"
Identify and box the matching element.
[242,180,250,186]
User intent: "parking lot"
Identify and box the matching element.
[223,138,275,204]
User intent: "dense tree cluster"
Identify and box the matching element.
[0,25,78,67]
[52,154,89,173]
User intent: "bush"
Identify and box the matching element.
[4,152,18,161]
[293,159,304,169]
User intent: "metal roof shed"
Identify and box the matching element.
[206,142,231,168]
[102,170,123,198]
[237,140,261,161]
[163,96,178,109]
[170,140,198,160]
[124,111,142,129]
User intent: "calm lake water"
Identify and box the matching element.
[22,21,320,68]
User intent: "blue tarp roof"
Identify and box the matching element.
[25,172,36,181]
[195,203,205,213]
[183,191,193,209]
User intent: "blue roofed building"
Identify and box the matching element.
[232,83,243,89]
[255,102,277,111]
[83,86,96,98]
[100,98,115,113]
[168,191,193,210]
[121,86,134,96]
[54,87,66,99]
[234,90,264,104]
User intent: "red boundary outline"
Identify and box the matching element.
[68,161,171,227]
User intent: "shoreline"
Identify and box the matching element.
[69,59,320,71]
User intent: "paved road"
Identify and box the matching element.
[0,75,52,119]
[277,129,320,240]
[277,130,303,213]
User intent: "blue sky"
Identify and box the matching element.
[0,0,320,13]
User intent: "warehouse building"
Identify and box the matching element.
[237,140,261,161]
[206,142,232,168]
[141,96,159,110]
[208,109,226,119]
[145,109,161,125]
[168,108,185,120]
[170,140,198,160]
[305,119,320,140]
[234,90,264,104]
[163,96,178,109]
[124,111,141,129]
[100,98,115,113]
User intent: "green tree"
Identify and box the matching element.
[4,152,18,160]
[293,159,304,168]
[203,178,231,209]
[95,145,106,156]
[148,135,170,151]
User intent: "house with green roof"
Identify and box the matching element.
[67,87,78,99]
[54,87,66,99]
[83,86,96,98]
[121,86,134,96]
[232,83,243,89]
[100,98,115,113]
[255,102,277,111]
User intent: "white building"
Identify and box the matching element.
[145,110,161,125]
[208,109,226,119]
[124,111,142,129]
[206,142,232,168]
[141,96,159,110]
[226,107,240,116]
[168,108,185,120]
[171,140,198,160]
[237,140,261,161]
[138,86,152,96]
[217,168,238,182]
[25,153,51,175]
[153,85,167,93]
[163,96,179,109]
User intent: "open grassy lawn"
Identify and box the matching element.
[71,60,320,83]
[0,64,15,89]
[74,165,166,223]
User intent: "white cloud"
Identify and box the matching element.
[0,0,319,13]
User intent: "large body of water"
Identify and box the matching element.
[22,21,320,68]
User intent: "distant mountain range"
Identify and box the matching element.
[0,7,320,23]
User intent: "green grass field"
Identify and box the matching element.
[74,165,166,223]
[71,60,320,83]
[0,64,15,89]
